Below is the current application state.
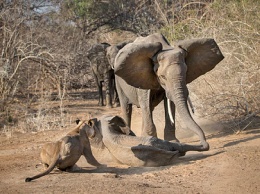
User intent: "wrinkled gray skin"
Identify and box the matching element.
[106,41,131,69]
[25,121,102,182]
[103,41,131,106]
[114,33,224,150]
[86,43,119,108]
[86,115,210,167]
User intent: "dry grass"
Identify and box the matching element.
[174,0,260,132]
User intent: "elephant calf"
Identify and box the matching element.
[84,115,209,167]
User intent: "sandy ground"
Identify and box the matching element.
[0,99,259,194]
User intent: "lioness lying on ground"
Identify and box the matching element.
[25,120,102,182]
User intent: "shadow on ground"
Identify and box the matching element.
[65,150,223,177]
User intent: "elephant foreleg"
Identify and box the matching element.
[115,77,133,127]
[139,91,157,137]
[118,101,132,128]
[163,97,178,141]
[124,104,133,128]
[112,78,120,107]
[104,72,112,108]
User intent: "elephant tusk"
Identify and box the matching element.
[187,96,195,114]
[167,98,174,124]
[110,61,115,70]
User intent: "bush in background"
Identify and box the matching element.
[162,0,260,131]
[0,0,259,134]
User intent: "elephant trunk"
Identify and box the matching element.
[168,81,209,151]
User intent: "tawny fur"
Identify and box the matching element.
[25,121,102,182]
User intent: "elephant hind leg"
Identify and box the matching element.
[104,72,113,108]
[98,81,104,106]
[93,70,104,106]
[111,77,120,107]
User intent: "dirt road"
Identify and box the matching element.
[0,100,259,194]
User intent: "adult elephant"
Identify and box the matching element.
[114,33,224,150]
[86,43,119,108]
[102,41,131,106]
[83,115,208,167]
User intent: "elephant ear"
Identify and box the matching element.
[108,116,133,135]
[134,33,172,50]
[176,38,224,83]
[114,42,162,90]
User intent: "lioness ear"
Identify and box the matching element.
[88,119,95,127]
[176,38,224,83]
[88,118,99,128]
[86,119,98,138]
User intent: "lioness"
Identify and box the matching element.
[25,120,102,182]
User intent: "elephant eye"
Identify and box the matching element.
[160,75,167,81]
[158,75,167,86]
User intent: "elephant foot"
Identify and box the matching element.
[163,128,178,142]
[66,164,81,172]
[141,131,157,138]
[165,137,179,142]
[97,164,107,169]
[164,135,179,141]
[200,141,210,151]
[106,104,112,108]
[113,102,120,107]
[169,138,180,143]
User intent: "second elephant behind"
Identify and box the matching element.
[86,43,118,108]
[86,41,131,108]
